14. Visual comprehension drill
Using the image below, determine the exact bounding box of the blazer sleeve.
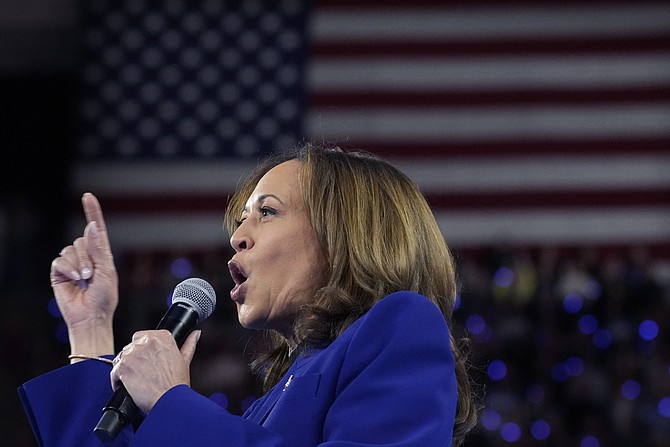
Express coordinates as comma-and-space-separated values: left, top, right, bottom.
17, 358, 133, 447
130, 385, 289, 447
322, 291, 458, 446
18, 360, 287, 447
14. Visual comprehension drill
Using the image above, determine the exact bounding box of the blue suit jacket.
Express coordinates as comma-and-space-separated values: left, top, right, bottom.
19, 291, 457, 446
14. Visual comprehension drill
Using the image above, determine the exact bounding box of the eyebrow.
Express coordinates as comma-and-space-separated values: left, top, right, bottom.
241, 193, 284, 213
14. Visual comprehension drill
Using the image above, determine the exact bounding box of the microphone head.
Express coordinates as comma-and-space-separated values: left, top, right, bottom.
171, 277, 217, 320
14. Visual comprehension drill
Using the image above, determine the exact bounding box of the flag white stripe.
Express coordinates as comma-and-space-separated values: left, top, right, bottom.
308, 55, 670, 90
69, 207, 670, 250
72, 154, 670, 195
72, 160, 256, 195
306, 105, 670, 141
312, 4, 670, 40
84, 214, 229, 251
390, 155, 670, 193
437, 208, 670, 246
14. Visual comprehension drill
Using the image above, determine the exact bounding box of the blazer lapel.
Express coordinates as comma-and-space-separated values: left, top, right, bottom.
245, 362, 299, 425
243, 351, 320, 425
245, 387, 283, 425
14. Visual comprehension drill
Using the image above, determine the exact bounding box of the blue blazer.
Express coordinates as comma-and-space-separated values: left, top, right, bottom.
19, 291, 457, 447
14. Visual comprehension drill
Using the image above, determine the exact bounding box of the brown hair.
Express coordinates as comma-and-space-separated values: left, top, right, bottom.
224, 142, 479, 445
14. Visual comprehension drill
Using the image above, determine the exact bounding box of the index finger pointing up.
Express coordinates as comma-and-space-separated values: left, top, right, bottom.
81, 192, 112, 255
82, 192, 108, 232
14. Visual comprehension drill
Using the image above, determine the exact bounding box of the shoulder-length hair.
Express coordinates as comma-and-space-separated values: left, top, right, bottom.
224, 142, 478, 445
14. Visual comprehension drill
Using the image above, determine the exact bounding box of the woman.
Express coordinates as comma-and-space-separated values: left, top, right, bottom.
19, 143, 479, 446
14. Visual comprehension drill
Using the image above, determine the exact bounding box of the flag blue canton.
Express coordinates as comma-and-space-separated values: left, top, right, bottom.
77, 0, 309, 160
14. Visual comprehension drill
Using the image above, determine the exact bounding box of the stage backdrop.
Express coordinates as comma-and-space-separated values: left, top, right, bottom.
68, 0, 670, 254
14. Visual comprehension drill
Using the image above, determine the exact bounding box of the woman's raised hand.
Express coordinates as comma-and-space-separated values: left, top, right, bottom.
50, 192, 119, 359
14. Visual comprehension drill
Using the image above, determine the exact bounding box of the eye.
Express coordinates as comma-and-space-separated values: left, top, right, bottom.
259, 206, 276, 218
234, 206, 248, 228
235, 214, 248, 227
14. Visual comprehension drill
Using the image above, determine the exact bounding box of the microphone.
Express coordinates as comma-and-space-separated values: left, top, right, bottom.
93, 277, 216, 443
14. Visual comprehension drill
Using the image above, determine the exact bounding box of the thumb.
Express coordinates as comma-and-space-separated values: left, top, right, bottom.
180, 330, 201, 364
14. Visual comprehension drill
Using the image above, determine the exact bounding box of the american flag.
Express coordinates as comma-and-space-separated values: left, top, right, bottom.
70, 0, 670, 255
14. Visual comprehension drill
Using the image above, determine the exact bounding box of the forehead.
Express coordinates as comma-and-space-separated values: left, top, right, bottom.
246, 160, 302, 203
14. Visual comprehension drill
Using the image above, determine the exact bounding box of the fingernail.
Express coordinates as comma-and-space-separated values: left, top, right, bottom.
90, 221, 98, 236
195, 330, 202, 342
81, 267, 92, 279
71, 270, 81, 281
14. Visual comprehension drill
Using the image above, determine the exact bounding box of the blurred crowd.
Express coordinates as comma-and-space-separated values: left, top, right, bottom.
2, 238, 669, 447
457, 244, 670, 447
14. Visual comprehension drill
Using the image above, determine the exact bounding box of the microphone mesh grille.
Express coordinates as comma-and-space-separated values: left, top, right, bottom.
171, 278, 217, 320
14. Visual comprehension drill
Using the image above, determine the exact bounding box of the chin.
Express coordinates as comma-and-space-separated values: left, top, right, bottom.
237, 309, 261, 331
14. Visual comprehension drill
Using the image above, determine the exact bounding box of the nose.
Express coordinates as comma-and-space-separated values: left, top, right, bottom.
229, 223, 252, 252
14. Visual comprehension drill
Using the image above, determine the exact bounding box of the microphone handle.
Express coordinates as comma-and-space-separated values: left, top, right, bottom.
156, 303, 201, 345
93, 304, 200, 443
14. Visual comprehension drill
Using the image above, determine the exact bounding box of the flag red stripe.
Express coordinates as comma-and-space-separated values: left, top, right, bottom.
425, 189, 670, 210
310, 85, 670, 108
118, 242, 670, 264
452, 243, 670, 262
316, 0, 665, 9
333, 137, 670, 158
312, 35, 670, 58
84, 188, 670, 215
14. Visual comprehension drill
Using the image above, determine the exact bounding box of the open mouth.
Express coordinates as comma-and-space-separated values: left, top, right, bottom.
228, 261, 248, 286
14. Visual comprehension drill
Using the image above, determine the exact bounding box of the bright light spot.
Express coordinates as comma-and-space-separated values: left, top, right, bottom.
621, 379, 641, 400
493, 267, 514, 288
530, 419, 551, 440
488, 359, 507, 381
563, 293, 583, 313
481, 409, 502, 431
500, 422, 522, 442
171, 257, 193, 279
639, 320, 659, 341
578, 314, 598, 335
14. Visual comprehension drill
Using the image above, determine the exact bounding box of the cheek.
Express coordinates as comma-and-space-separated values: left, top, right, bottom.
283, 243, 327, 295
264, 250, 319, 309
